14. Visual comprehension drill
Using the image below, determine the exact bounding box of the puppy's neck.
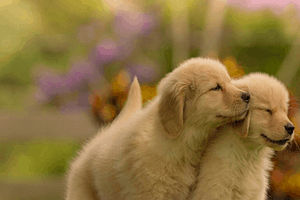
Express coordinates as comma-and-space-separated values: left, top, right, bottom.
181, 126, 213, 165
156, 125, 212, 166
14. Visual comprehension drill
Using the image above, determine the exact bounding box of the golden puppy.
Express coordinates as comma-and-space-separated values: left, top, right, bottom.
66, 58, 250, 200
189, 73, 294, 200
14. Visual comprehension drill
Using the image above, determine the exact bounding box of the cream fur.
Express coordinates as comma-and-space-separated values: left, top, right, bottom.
65, 77, 142, 200
66, 57, 250, 200
189, 73, 294, 200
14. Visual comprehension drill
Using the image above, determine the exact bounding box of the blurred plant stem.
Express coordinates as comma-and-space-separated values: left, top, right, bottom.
169, 0, 189, 68
276, 30, 300, 88
200, 0, 227, 58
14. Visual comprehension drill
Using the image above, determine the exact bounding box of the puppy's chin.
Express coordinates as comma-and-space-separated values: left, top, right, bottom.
267, 143, 288, 151
216, 109, 249, 123
232, 110, 249, 121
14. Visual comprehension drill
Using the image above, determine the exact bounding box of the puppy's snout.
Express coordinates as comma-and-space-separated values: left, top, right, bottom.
285, 123, 295, 135
241, 92, 250, 103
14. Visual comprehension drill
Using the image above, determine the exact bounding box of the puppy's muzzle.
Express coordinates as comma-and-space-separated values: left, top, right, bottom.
241, 92, 250, 103
261, 134, 290, 145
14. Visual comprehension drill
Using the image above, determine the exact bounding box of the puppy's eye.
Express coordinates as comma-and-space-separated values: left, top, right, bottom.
265, 109, 272, 115
210, 84, 222, 91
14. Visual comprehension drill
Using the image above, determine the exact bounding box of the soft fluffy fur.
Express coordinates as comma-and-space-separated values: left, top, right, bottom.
189, 73, 294, 200
66, 76, 142, 200
66, 57, 250, 200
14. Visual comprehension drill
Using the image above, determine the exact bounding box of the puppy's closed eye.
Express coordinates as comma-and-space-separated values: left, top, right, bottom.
257, 108, 273, 115
265, 109, 273, 115
255, 107, 274, 115
210, 84, 222, 91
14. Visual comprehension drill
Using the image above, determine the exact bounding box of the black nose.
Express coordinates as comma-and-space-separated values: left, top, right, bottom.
241, 92, 250, 103
285, 123, 295, 135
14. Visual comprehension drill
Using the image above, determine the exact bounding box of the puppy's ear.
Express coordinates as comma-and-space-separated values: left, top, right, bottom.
234, 110, 251, 138
158, 83, 188, 138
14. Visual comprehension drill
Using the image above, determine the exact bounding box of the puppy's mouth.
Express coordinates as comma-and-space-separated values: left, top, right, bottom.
261, 134, 289, 145
216, 109, 249, 119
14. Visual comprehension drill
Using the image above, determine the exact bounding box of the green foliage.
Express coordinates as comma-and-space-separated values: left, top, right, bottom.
221, 9, 291, 75
27, 0, 107, 33
0, 139, 81, 180
0, 0, 299, 105
0, 0, 109, 87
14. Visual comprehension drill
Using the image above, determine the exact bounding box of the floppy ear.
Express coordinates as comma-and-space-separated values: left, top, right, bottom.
158, 83, 187, 138
233, 110, 251, 138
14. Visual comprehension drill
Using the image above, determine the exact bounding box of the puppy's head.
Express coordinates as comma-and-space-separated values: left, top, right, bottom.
233, 73, 294, 151
158, 58, 250, 138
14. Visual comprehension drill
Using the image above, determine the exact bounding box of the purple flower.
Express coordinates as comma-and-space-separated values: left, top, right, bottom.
63, 61, 94, 92
114, 11, 156, 38
35, 61, 95, 104
90, 39, 120, 68
35, 11, 158, 114
127, 64, 160, 83
88, 12, 157, 73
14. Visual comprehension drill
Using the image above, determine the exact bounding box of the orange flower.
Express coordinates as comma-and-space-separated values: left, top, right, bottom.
222, 57, 245, 78
141, 85, 157, 104
99, 104, 117, 122
280, 171, 300, 197
111, 70, 131, 94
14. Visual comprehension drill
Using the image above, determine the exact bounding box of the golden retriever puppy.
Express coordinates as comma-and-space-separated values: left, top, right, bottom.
66, 58, 250, 200
189, 73, 294, 200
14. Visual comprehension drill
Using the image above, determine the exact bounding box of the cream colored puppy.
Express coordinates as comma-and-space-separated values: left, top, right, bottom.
189, 73, 294, 200
66, 58, 250, 200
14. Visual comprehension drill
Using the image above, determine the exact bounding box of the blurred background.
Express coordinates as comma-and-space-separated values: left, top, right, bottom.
1, 0, 300, 199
